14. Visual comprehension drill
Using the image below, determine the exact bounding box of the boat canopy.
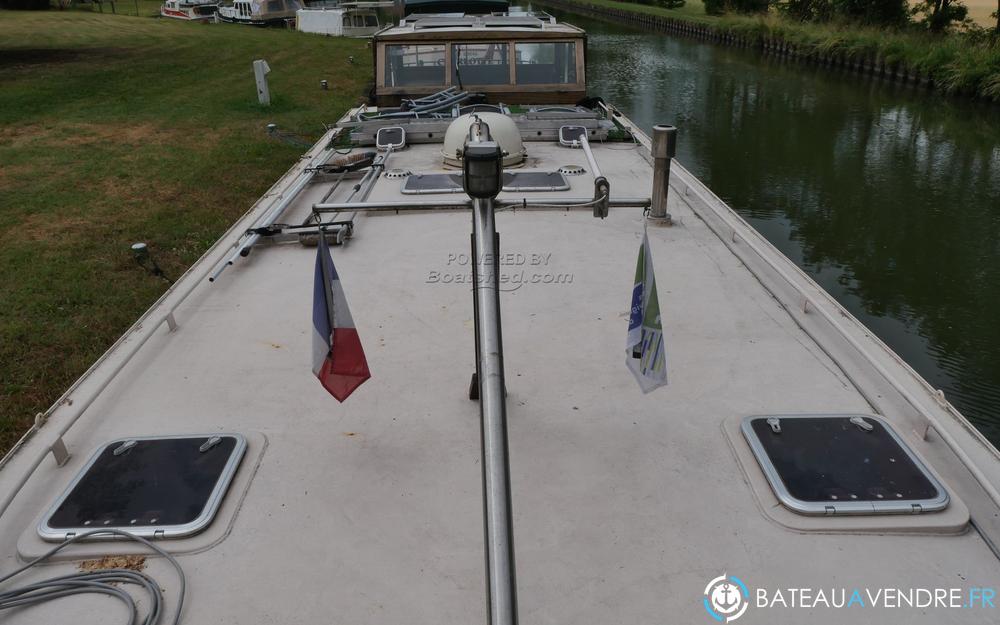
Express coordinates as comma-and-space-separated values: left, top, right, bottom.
404, 0, 510, 13
372, 13, 587, 106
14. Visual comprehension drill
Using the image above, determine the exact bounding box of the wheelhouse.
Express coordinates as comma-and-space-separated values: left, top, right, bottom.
373, 13, 587, 106
297, 6, 380, 37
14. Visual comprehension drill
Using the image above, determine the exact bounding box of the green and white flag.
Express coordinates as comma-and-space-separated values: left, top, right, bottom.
626, 230, 667, 392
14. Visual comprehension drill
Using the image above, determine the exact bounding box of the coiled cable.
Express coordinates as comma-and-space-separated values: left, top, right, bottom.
0, 529, 185, 625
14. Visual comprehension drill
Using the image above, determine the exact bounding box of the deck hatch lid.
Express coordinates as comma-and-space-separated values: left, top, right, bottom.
741, 415, 948, 516
38, 433, 247, 541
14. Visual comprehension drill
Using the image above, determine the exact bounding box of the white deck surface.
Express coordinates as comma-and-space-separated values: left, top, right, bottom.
2, 133, 1000, 624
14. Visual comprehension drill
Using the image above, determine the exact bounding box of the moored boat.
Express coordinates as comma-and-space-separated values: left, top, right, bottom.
297, 3, 381, 37
160, 0, 218, 20
216, 0, 302, 26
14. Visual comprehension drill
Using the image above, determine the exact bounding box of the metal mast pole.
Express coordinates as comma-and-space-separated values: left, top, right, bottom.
467, 124, 518, 625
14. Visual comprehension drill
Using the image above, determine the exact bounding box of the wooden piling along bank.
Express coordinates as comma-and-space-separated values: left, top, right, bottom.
540, 0, 935, 89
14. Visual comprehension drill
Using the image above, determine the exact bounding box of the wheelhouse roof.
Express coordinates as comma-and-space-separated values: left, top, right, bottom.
374, 13, 585, 41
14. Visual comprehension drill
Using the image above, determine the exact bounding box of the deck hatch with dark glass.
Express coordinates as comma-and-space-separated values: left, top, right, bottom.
741, 415, 948, 515
39, 434, 247, 541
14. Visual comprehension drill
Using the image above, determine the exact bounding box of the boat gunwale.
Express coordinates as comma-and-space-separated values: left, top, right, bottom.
5, 108, 1000, 556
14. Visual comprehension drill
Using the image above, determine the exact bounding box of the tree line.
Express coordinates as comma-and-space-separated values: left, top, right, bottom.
631, 0, 999, 34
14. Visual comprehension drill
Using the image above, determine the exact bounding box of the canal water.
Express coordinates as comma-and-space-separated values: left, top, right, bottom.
547, 8, 1000, 444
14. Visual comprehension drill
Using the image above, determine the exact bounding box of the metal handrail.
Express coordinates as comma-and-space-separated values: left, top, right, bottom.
313, 197, 650, 212
209, 138, 343, 282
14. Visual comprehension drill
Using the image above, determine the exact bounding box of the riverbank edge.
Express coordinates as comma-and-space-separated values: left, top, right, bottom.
540, 0, 1000, 102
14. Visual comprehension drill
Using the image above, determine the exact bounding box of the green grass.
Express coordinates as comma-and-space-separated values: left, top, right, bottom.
51, 0, 165, 17
0, 11, 372, 451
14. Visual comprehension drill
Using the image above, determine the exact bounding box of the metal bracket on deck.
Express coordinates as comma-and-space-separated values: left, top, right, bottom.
49, 437, 71, 467
918, 420, 934, 441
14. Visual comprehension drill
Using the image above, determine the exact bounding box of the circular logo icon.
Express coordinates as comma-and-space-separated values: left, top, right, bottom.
703, 574, 749, 622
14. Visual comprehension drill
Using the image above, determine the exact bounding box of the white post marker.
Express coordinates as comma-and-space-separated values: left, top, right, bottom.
253, 59, 271, 106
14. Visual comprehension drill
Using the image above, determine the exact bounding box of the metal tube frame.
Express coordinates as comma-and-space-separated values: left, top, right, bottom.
209, 144, 339, 282
471, 195, 518, 625
313, 197, 650, 213
464, 117, 518, 625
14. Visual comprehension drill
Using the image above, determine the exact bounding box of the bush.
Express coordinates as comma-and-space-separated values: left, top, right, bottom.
626, 0, 686, 7
0, 0, 50, 7
733, 0, 770, 12
912, 0, 969, 32
704, 0, 725, 13
704, 0, 769, 14
778, 0, 907, 25
834, 0, 909, 25
779, 0, 835, 21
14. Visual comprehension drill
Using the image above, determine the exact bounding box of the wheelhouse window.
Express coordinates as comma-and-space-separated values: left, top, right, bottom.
514, 42, 577, 85
348, 13, 377, 27
452, 43, 510, 86
385, 44, 447, 87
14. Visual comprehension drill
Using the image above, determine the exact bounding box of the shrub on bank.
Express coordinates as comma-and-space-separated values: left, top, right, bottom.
0, 0, 50, 8
582, 0, 1000, 101
632, 0, 686, 9
704, 0, 769, 15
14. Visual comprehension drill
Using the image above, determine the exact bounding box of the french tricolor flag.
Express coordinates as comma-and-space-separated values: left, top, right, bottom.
312, 233, 370, 401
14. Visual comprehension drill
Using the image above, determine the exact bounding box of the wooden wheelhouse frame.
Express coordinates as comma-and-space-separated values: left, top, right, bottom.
372, 22, 588, 106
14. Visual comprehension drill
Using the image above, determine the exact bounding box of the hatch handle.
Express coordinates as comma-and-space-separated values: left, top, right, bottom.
850, 416, 874, 432
200, 436, 223, 453
766, 417, 781, 434
113, 440, 137, 456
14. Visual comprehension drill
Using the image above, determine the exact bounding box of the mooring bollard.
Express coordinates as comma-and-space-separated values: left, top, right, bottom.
253, 59, 271, 106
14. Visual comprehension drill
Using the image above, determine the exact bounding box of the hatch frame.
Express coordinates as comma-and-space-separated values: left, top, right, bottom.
741, 414, 950, 516
37, 433, 248, 542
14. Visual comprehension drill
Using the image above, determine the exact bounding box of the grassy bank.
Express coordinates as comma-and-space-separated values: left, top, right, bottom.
549, 0, 1000, 101
0, 11, 371, 451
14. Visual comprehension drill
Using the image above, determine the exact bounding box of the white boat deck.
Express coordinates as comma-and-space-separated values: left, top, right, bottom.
2, 121, 1000, 624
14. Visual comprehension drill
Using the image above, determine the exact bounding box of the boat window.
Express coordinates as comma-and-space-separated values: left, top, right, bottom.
741, 415, 949, 515
514, 42, 577, 85
452, 43, 510, 86
39, 434, 247, 540
264, 0, 283, 13
364, 13, 378, 26
385, 44, 447, 87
